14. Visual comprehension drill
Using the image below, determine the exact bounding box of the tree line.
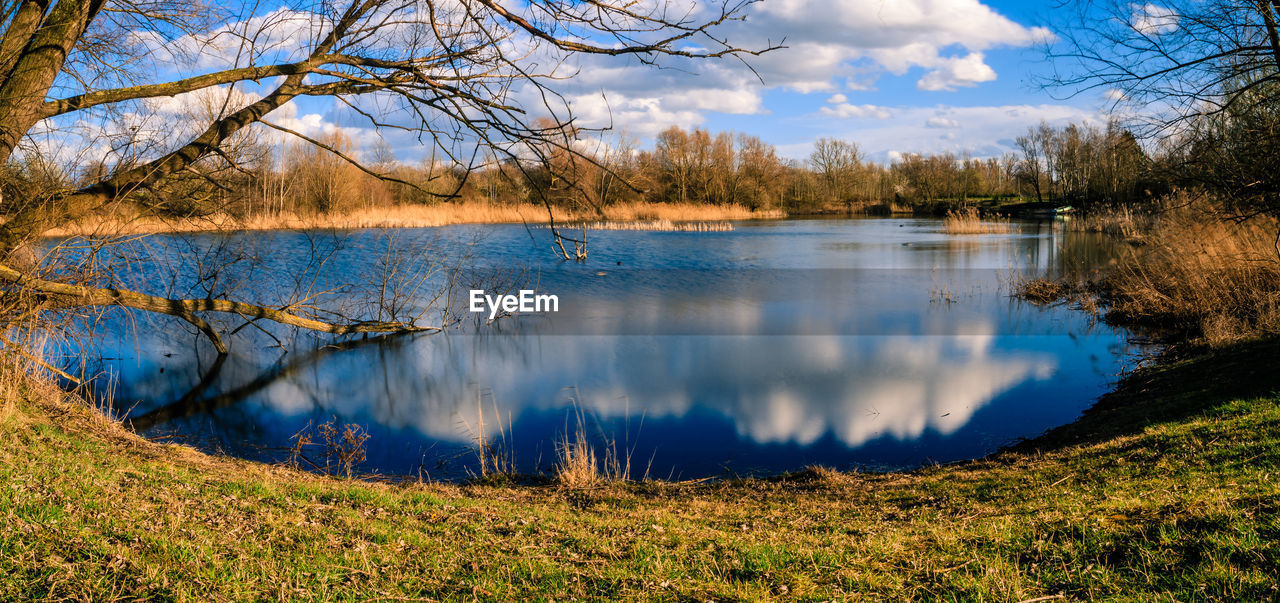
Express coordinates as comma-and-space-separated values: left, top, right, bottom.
4, 117, 1158, 222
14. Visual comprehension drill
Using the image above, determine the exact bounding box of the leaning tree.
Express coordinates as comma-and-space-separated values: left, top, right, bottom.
0, 0, 774, 358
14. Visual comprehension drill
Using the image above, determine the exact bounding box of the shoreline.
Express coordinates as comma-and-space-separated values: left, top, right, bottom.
43, 201, 787, 237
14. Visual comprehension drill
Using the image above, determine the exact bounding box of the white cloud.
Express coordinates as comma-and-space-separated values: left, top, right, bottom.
749, 0, 1047, 90
563, 91, 707, 139
1104, 88, 1130, 102
1131, 3, 1178, 36
522, 0, 1048, 142
916, 53, 997, 91
818, 103, 893, 119
807, 104, 1103, 161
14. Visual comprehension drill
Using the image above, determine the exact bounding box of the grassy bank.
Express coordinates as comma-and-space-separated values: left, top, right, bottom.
3, 336, 1279, 600
43, 201, 785, 236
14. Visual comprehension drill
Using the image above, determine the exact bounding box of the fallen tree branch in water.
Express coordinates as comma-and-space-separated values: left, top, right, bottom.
0, 263, 440, 355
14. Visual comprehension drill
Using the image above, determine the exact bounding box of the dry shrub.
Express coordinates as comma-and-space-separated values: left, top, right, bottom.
1106, 201, 1280, 344
1074, 293, 1100, 316
942, 207, 1010, 235
285, 418, 371, 477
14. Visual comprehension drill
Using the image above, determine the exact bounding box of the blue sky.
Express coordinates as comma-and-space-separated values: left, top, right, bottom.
48, 0, 1124, 169
259, 0, 1117, 165
640, 0, 1112, 162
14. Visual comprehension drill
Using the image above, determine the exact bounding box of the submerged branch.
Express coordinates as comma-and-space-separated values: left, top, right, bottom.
0, 263, 439, 355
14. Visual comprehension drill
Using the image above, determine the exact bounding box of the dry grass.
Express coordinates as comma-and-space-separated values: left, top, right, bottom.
1011, 197, 1280, 345
553, 425, 601, 488
1018, 278, 1069, 304
1067, 205, 1154, 239
553, 408, 635, 488
942, 207, 1010, 235
1106, 203, 1280, 345
43, 201, 784, 236
576, 220, 734, 232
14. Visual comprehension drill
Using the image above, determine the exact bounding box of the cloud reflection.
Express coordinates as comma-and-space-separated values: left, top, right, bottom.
184, 325, 1055, 451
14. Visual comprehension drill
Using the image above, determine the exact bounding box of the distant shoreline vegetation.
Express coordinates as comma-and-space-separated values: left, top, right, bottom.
13, 120, 1150, 239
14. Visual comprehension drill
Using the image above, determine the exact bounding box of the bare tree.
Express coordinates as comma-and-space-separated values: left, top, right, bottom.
808, 137, 861, 209
1015, 131, 1046, 203
734, 132, 785, 209
0, 0, 775, 354
655, 126, 695, 204
1049, 0, 1280, 215
1051, 0, 1280, 133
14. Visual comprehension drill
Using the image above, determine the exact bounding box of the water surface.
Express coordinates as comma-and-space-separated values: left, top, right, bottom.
77, 217, 1140, 480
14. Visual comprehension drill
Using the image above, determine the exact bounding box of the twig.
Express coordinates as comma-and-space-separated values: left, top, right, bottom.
1015, 595, 1066, 603
1048, 473, 1076, 488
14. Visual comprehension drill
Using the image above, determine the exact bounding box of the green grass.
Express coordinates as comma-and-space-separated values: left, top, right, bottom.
3, 339, 1280, 600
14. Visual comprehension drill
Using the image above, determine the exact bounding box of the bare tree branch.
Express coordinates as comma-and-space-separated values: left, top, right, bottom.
0, 262, 440, 354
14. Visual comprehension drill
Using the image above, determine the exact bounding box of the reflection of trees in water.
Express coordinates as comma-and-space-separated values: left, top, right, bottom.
1021, 222, 1125, 278
119, 330, 540, 443
126, 334, 402, 431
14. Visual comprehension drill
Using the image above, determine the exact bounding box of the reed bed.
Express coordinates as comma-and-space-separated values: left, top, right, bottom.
43, 201, 783, 236
574, 220, 734, 232
942, 207, 1011, 235
1066, 204, 1154, 239
599, 201, 783, 222
1105, 203, 1280, 345
1015, 195, 1280, 344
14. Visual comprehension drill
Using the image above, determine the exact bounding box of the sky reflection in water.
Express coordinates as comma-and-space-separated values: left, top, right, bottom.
87, 218, 1138, 479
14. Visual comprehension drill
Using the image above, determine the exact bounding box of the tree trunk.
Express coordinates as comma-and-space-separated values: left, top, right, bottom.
0, 0, 106, 165
0, 263, 438, 355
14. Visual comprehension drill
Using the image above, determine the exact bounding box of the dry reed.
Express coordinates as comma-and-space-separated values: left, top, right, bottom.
553, 401, 636, 488
1066, 205, 1154, 239
1018, 278, 1070, 304
43, 201, 784, 236
554, 423, 600, 488
1105, 202, 1280, 345
942, 207, 1010, 235
466, 389, 517, 480
575, 220, 733, 232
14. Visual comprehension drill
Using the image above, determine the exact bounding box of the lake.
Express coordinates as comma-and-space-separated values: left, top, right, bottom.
71, 217, 1143, 481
